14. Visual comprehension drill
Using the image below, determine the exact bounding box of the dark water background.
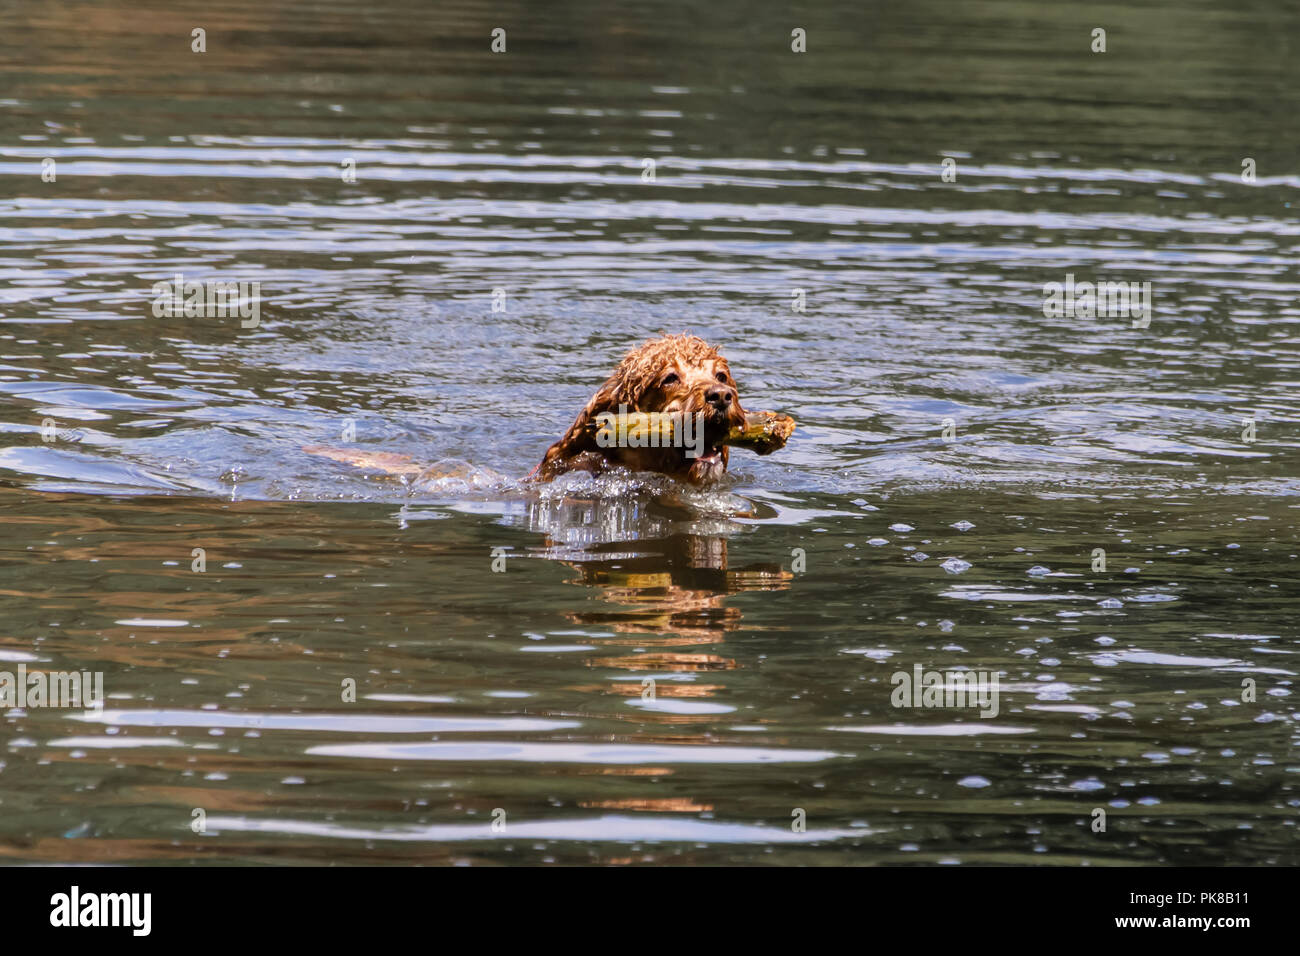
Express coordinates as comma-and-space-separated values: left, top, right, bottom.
1, 0, 1298, 864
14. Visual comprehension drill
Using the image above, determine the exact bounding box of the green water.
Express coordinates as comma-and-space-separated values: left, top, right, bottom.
0, 0, 1297, 864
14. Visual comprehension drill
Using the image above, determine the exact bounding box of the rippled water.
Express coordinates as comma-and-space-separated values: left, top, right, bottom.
1, 0, 1298, 864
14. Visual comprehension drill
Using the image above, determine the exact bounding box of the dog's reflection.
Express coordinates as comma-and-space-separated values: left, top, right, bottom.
522, 491, 791, 646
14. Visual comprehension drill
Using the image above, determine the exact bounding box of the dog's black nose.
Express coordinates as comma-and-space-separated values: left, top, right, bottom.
706, 386, 735, 408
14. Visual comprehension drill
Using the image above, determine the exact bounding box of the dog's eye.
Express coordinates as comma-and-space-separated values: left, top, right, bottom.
661, 373, 679, 386
715, 372, 729, 383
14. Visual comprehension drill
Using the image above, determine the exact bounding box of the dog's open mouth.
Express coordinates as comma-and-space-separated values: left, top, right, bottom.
693, 445, 724, 466
691, 414, 732, 462
685, 412, 741, 476
686, 448, 725, 482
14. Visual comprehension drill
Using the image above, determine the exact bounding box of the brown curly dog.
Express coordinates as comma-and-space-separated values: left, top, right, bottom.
531, 334, 748, 484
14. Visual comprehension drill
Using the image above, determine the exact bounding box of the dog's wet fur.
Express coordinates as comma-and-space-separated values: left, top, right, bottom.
533, 334, 748, 485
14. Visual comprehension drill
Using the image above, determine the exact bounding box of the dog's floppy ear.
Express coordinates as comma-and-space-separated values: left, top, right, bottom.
537, 369, 637, 473
531, 341, 671, 479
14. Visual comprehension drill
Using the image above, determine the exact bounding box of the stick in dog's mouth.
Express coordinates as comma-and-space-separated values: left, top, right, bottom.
590, 409, 795, 457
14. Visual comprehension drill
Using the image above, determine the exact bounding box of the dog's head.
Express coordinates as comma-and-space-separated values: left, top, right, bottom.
540, 334, 748, 483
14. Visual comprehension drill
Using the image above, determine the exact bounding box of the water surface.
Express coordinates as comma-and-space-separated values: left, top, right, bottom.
1, 0, 1298, 864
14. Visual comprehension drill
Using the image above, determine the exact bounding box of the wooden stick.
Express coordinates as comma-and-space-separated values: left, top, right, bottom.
589, 410, 795, 455
725, 411, 797, 455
